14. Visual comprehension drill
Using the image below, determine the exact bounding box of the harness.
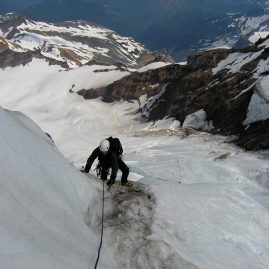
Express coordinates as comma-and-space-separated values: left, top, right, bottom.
95, 162, 102, 178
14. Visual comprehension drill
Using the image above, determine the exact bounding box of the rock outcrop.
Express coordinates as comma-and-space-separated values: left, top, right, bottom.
79, 41, 269, 150
0, 48, 69, 68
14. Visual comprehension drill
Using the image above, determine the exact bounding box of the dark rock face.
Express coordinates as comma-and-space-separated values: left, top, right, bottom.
0, 48, 69, 68
77, 88, 104, 99
186, 49, 232, 71
79, 45, 269, 150
238, 120, 269, 150
0, 14, 27, 33
101, 64, 182, 103
0, 37, 9, 53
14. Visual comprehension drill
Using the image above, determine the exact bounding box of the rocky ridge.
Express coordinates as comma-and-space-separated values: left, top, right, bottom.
78, 38, 269, 150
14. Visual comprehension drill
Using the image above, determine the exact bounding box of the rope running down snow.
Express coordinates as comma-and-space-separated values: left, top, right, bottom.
94, 179, 105, 269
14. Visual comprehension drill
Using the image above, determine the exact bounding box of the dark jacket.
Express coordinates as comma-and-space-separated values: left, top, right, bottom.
85, 147, 119, 180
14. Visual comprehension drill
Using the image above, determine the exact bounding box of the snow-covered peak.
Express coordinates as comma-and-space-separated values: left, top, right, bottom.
0, 13, 152, 68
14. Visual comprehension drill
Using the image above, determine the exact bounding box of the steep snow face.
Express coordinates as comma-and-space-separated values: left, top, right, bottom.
0, 107, 117, 269
0, 14, 150, 68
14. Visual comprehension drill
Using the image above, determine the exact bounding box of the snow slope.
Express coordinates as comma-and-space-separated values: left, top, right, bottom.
0, 107, 116, 269
124, 133, 269, 269
0, 59, 131, 160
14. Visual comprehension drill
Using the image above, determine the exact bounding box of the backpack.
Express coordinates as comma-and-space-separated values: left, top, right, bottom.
106, 136, 123, 156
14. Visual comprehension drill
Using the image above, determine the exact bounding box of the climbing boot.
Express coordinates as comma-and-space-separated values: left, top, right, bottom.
122, 181, 133, 188
107, 179, 115, 190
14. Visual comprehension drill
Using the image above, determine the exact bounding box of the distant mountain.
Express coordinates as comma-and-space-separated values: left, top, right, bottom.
21, 0, 164, 37
139, 8, 269, 59
1, 0, 269, 59
0, 13, 166, 68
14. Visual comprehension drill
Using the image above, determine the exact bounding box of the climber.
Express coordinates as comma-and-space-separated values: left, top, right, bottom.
81, 138, 133, 188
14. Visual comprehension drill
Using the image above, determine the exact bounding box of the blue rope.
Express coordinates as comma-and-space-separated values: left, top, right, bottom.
94, 180, 105, 269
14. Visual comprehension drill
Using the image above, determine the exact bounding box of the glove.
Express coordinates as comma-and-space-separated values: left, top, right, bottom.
80, 164, 90, 173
